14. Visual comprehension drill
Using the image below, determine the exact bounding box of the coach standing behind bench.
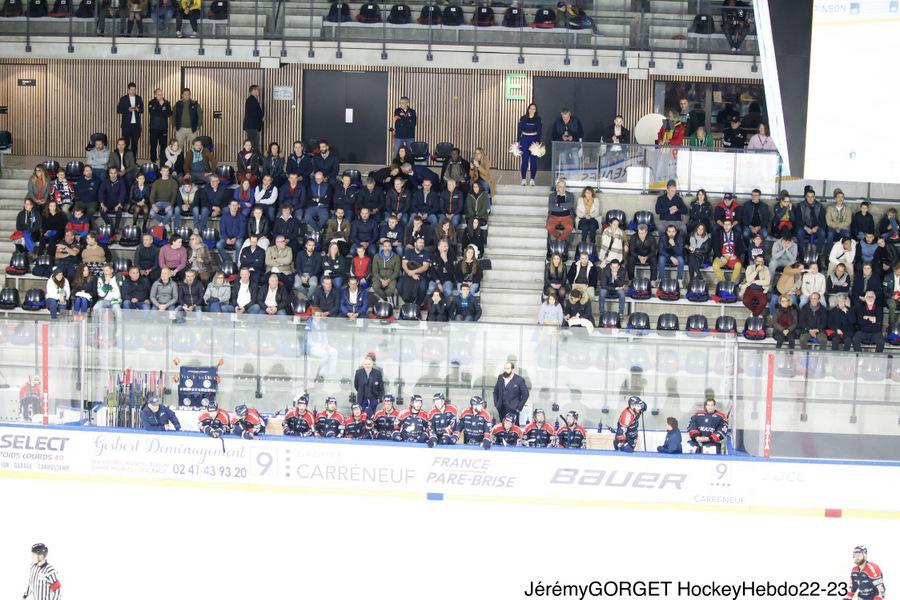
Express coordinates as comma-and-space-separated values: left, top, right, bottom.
493, 362, 529, 425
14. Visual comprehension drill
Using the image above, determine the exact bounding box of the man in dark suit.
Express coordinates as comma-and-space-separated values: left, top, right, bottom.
353, 354, 384, 416
492, 362, 529, 425
243, 84, 264, 152
117, 82, 144, 157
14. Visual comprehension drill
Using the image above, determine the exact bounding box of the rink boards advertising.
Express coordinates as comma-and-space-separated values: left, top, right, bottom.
0, 423, 898, 518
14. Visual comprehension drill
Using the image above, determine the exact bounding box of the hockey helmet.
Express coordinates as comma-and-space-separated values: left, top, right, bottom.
628, 276, 651, 300
627, 395, 646, 412
627, 311, 650, 331
853, 546, 867, 556
714, 280, 738, 303
686, 277, 709, 302
64, 160, 84, 181
503, 412, 516, 423
325, 396, 337, 406
599, 311, 621, 329
656, 312, 679, 331
657, 278, 680, 301
399, 302, 420, 320
387, 3, 411, 23
294, 393, 310, 406
441, 3, 463, 26
470, 395, 485, 407
235, 404, 249, 418
417, 3, 440, 24
432, 392, 446, 404
532, 407, 545, 420
383, 394, 395, 405
565, 410, 578, 422
715, 315, 737, 334
605, 209, 625, 225
743, 316, 766, 340
357, 2, 381, 22
410, 394, 423, 406
22, 288, 46, 311
205, 399, 218, 411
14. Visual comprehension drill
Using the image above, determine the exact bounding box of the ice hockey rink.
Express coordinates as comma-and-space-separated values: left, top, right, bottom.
1, 425, 898, 600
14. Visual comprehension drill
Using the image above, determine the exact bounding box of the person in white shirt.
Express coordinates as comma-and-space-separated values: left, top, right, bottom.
827, 236, 856, 277
799, 262, 826, 308
232, 267, 255, 314
45, 268, 70, 320
96, 263, 123, 320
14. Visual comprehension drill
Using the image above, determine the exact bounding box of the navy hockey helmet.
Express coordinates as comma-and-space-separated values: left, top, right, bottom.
627, 395, 647, 412
533, 407, 545, 420
205, 399, 218, 411
565, 410, 578, 422
470, 395, 485, 407
432, 392, 446, 404
235, 404, 248, 417
325, 396, 337, 405
503, 412, 516, 423
853, 546, 867, 555
294, 393, 309, 406
410, 394, 423, 406
383, 394, 395, 405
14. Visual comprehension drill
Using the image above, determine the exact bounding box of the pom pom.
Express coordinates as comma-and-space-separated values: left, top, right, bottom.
508, 142, 522, 157
529, 141, 546, 157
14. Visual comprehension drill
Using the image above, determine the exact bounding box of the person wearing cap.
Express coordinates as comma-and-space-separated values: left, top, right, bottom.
454, 396, 493, 448
523, 408, 555, 448
116, 82, 144, 157
492, 361, 529, 425
721, 115, 746, 149
614, 396, 645, 452
427, 393, 458, 446
24, 543, 61, 600
687, 398, 729, 454
372, 395, 400, 440
846, 545, 885, 600
656, 417, 683, 454
556, 411, 587, 449
140, 395, 181, 431
283, 394, 315, 436
491, 413, 523, 447
353, 355, 384, 417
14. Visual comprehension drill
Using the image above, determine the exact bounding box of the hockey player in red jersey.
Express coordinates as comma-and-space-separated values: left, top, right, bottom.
523, 408, 555, 447
556, 410, 587, 448
491, 413, 522, 447
845, 546, 885, 600
343, 402, 372, 440
686, 398, 729, 454
614, 396, 646, 452
372, 394, 400, 440
283, 394, 315, 436
427, 392, 458, 447
198, 400, 231, 438
393, 394, 430, 443
232, 404, 265, 439
454, 395, 493, 449
315, 396, 345, 437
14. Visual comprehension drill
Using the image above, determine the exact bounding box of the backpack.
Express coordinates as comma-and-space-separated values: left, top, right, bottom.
501, 5, 524, 27
325, 1, 350, 22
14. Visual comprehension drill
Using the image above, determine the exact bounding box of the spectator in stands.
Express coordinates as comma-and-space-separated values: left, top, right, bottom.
886, 261, 900, 326
770, 261, 803, 316
713, 193, 740, 235
628, 223, 658, 282
231, 267, 255, 314
313, 140, 340, 183
567, 250, 597, 300
85, 141, 110, 182
371, 239, 400, 303
312, 275, 340, 317
339, 276, 368, 319
65, 204, 90, 240
149, 165, 178, 231
538, 291, 563, 326
721, 0, 752, 51
657, 109, 686, 146
74, 166, 100, 218
81, 233, 109, 272
465, 181, 490, 228
799, 262, 826, 308
656, 179, 688, 238
173, 88, 202, 157
265, 235, 294, 287
384, 177, 413, 228
745, 232, 766, 266
852, 290, 885, 352
455, 244, 482, 294
711, 219, 744, 283
97, 171, 126, 235
687, 189, 712, 234
250, 273, 289, 316
263, 143, 286, 191
187, 233, 212, 284
122, 265, 151, 311
321, 241, 347, 289
563, 287, 594, 329
429, 238, 455, 298
45, 268, 70, 320
187, 138, 216, 185
879, 206, 899, 242
798, 292, 827, 350
72, 264, 96, 319
219, 200, 246, 264
688, 125, 714, 147
852, 261, 882, 303
325, 207, 351, 256
410, 178, 439, 227
598, 258, 627, 314
233, 179, 253, 217
333, 173, 359, 220
546, 179, 575, 241
356, 176, 384, 223
469, 147, 495, 195
747, 122, 776, 150
197, 173, 226, 233
461, 217, 487, 258
175, 0, 201, 37
828, 236, 856, 276
658, 224, 685, 283
252, 174, 279, 224
378, 213, 403, 255
575, 186, 601, 244
351, 243, 372, 289
38, 201, 66, 257
243, 85, 263, 153
306, 170, 333, 232
286, 141, 313, 183
236, 139, 262, 187
399, 237, 432, 306
738, 189, 770, 244
597, 215, 626, 269
108, 138, 137, 186
130, 172, 151, 230
794, 186, 826, 252
394, 146, 413, 167
295, 237, 323, 300
440, 178, 464, 228
94, 263, 124, 321
163, 140, 184, 177
448, 283, 481, 322
53, 230, 81, 281
280, 173, 307, 222
740, 254, 770, 317
773, 294, 798, 349
603, 115, 630, 144
440, 148, 470, 192
517, 103, 542, 186
826, 262, 851, 308
148, 88, 172, 164
158, 234, 188, 281
552, 108, 584, 143
771, 190, 795, 238
544, 252, 567, 302
426, 289, 449, 322
392, 96, 417, 156
13, 198, 41, 255
150, 267, 179, 312
722, 115, 746, 149
27, 165, 51, 207
50, 168, 76, 213
173, 175, 196, 231
769, 231, 798, 273
828, 293, 854, 351
116, 83, 143, 155
858, 231, 889, 276
175, 268, 204, 315
348, 206, 378, 257
825, 188, 852, 245
273, 203, 300, 252
133, 233, 160, 282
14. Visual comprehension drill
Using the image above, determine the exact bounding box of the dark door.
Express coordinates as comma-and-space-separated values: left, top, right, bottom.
302, 70, 388, 164
532, 76, 618, 170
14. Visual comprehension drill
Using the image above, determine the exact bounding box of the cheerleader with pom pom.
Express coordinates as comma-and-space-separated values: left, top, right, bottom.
515, 103, 543, 186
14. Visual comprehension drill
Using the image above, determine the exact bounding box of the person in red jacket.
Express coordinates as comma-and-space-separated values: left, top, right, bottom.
657, 110, 686, 147
845, 545, 885, 600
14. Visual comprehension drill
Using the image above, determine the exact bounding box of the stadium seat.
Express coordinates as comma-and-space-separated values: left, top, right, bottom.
657, 313, 679, 332
417, 4, 439, 24
686, 277, 709, 302
714, 281, 738, 303
599, 311, 621, 329
715, 315, 737, 334
657, 278, 680, 301
605, 209, 625, 225
686, 314, 709, 335
22, 289, 46, 311
0, 288, 20, 310
32, 254, 53, 278
113, 257, 132, 274
409, 141, 429, 162
627, 311, 650, 332
64, 160, 84, 181
628, 277, 651, 300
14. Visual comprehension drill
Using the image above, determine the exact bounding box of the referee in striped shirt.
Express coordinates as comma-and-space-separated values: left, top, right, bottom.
23, 543, 61, 600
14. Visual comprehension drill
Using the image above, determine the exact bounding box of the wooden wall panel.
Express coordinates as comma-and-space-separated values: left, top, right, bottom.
0, 63, 47, 157
261, 63, 303, 153
184, 66, 263, 160
617, 74, 653, 133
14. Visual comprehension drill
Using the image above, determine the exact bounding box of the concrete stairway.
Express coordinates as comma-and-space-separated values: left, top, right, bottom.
0, 169, 29, 284
480, 183, 548, 324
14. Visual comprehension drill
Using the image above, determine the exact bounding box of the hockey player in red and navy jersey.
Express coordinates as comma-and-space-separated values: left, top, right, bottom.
454, 395, 493, 448
198, 401, 231, 438
232, 404, 265, 439
372, 395, 400, 440
283, 394, 315, 436
556, 411, 587, 449
315, 396, 345, 438
427, 392, 458, 447
393, 394, 430, 443
523, 408, 555, 448
614, 396, 645, 452
845, 546, 885, 600
686, 398, 729, 454
491, 413, 522, 446
343, 402, 372, 439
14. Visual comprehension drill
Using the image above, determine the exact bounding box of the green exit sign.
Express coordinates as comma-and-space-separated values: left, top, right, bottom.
505, 73, 526, 101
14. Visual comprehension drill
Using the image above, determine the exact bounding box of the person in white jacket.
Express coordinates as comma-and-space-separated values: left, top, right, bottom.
827, 237, 856, 277
95, 263, 123, 321
799, 262, 826, 308
575, 187, 601, 244
45, 268, 70, 320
